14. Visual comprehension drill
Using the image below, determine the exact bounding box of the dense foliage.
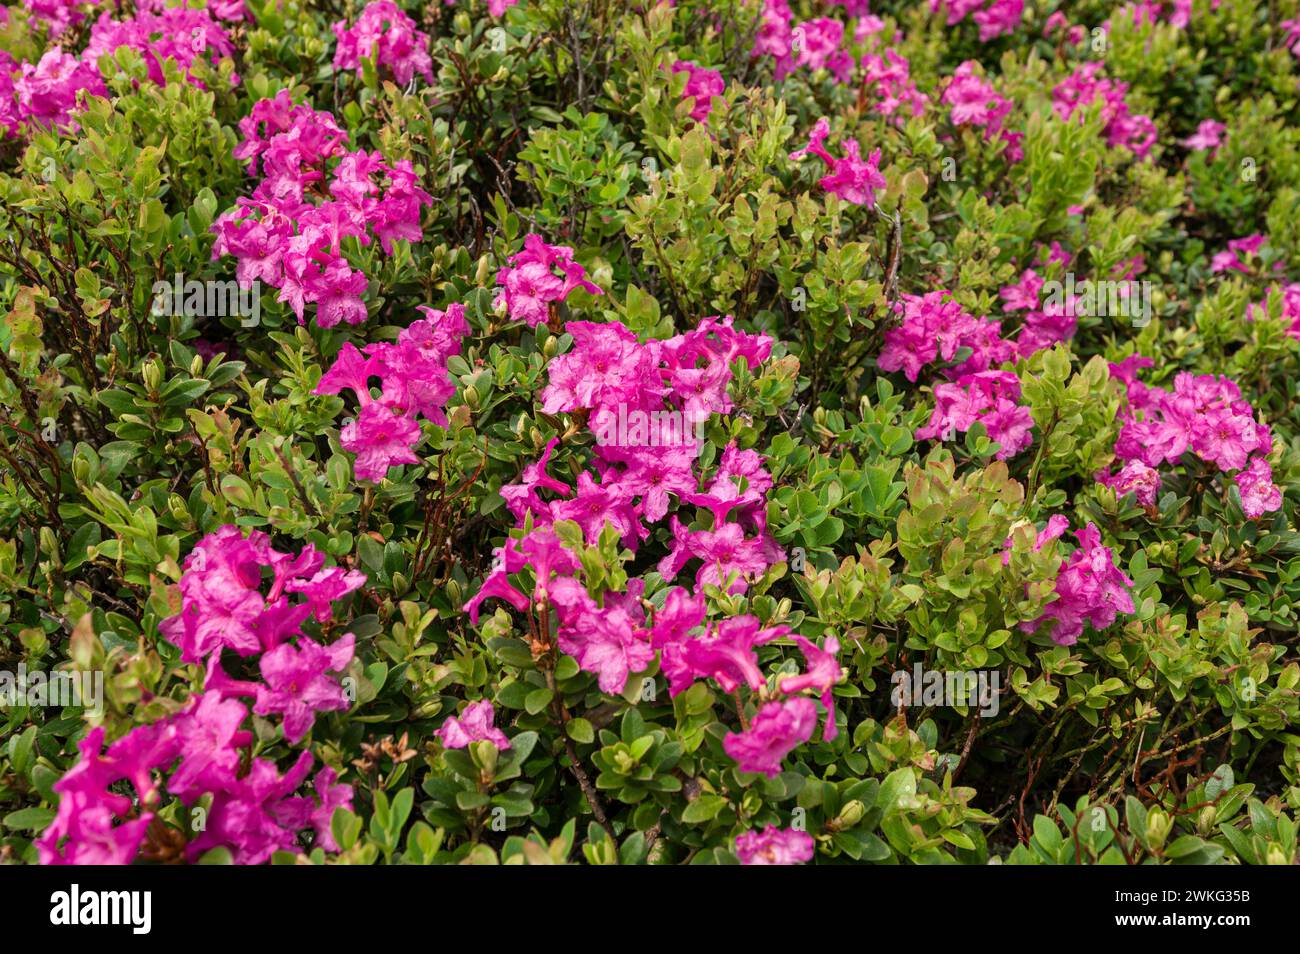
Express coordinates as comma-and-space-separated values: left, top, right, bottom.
2, 0, 1300, 866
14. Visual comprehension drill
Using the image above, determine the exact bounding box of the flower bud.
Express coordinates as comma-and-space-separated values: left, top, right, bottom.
1145, 808, 1171, 849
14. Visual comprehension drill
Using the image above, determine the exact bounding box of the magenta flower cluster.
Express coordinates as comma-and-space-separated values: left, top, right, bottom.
789, 116, 887, 208
40, 528, 363, 865
211, 91, 433, 328
1014, 517, 1136, 646
494, 234, 604, 328
0, 4, 240, 137
314, 303, 470, 482
1101, 357, 1282, 518
332, 0, 434, 86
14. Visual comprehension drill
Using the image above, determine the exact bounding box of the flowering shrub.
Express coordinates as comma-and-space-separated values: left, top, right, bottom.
1, 0, 1299, 869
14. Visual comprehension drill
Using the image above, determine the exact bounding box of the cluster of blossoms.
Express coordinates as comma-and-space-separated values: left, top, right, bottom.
0, 4, 237, 137
930, 0, 1025, 41
789, 117, 886, 208
39, 528, 363, 865
859, 48, 928, 120
1100, 356, 1282, 518
333, 0, 433, 86
459, 257, 837, 861
752, 2, 853, 81
1182, 118, 1225, 154
671, 60, 725, 123
1210, 233, 1267, 275
1052, 63, 1156, 158
211, 90, 433, 327
314, 303, 470, 482
1012, 517, 1136, 646
494, 234, 603, 327
878, 292, 1039, 460
941, 61, 1022, 160
1246, 283, 1300, 341
999, 266, 1081, 356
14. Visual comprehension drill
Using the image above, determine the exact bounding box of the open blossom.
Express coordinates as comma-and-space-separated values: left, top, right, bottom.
1053, 63, 1156, 158
1023, 523, 1135, 646
942, 62, 1022, 159
1183, 119, 1225, 152
332, 0, 433, 85
1246, 283, 1300, 340
1112, 370, 1271, 477
1097, 458, 1162, 506
437, 700, 512, 750
315, 303, 467, 483
672, 61, 724, 123
42, 529, 362, 866
723, 697, 819, 777
790, 118, 886, 208
879, 291, 1013, 382
972, 0, 1023, 40
916, 371, 1034, 460
1210, 233, 1266, 274
778, 636, 842, 740
735, 825, 815, 865
1233, 457, 1283, 518
860, 50, 929, 119
213, 93, 432, 329
496, 234, 603, 327
253, 634, 355, 744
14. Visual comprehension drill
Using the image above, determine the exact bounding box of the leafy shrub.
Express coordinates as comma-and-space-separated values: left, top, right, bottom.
1, 0, 1299, 866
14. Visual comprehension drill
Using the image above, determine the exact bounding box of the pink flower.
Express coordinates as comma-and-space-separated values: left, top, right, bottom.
973, 0, 1023, 40
551, 578, 654, 694
779, 635, 842, 740
790, 118, 886, 208
341, 402, 423, 482
496, 234, 603, 327
1210, 233, 1266, 274
916, 371, 1034, 460
1023, 523, 1135, 646
254, 634, 355, 744
1053, 63, 1156, 158
735, 825, 815, 865
723, 697, 819, 777
1234, 457, 1283, 518
672, 61, 725, 123
1182, 119, 1225, 152
1097, 459, 1162, 506
187, 751, 315, 864
436, 700, 512, 750
332, 0, 433, 85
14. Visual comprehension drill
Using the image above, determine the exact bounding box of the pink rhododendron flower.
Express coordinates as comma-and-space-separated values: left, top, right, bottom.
1053, 63, 1156, 158
253, 634, 355, 744
332, 0, 433, 85
723, 697, 819, 776
1210, 233, 1266, 274
916, 371, 1034, 460
672, 61, 725, 122
879, 291, 1013, 381
495, 234, 604, 327
1233, 457, 1283, 518
1183, 119, 1225, 152
789, 118, 886, 207
1023, 523, 1135, 646
778, 635, 842, 740
437, 700, 512, 750
1097, 459, 1162, 506
735, 825, 815, 865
